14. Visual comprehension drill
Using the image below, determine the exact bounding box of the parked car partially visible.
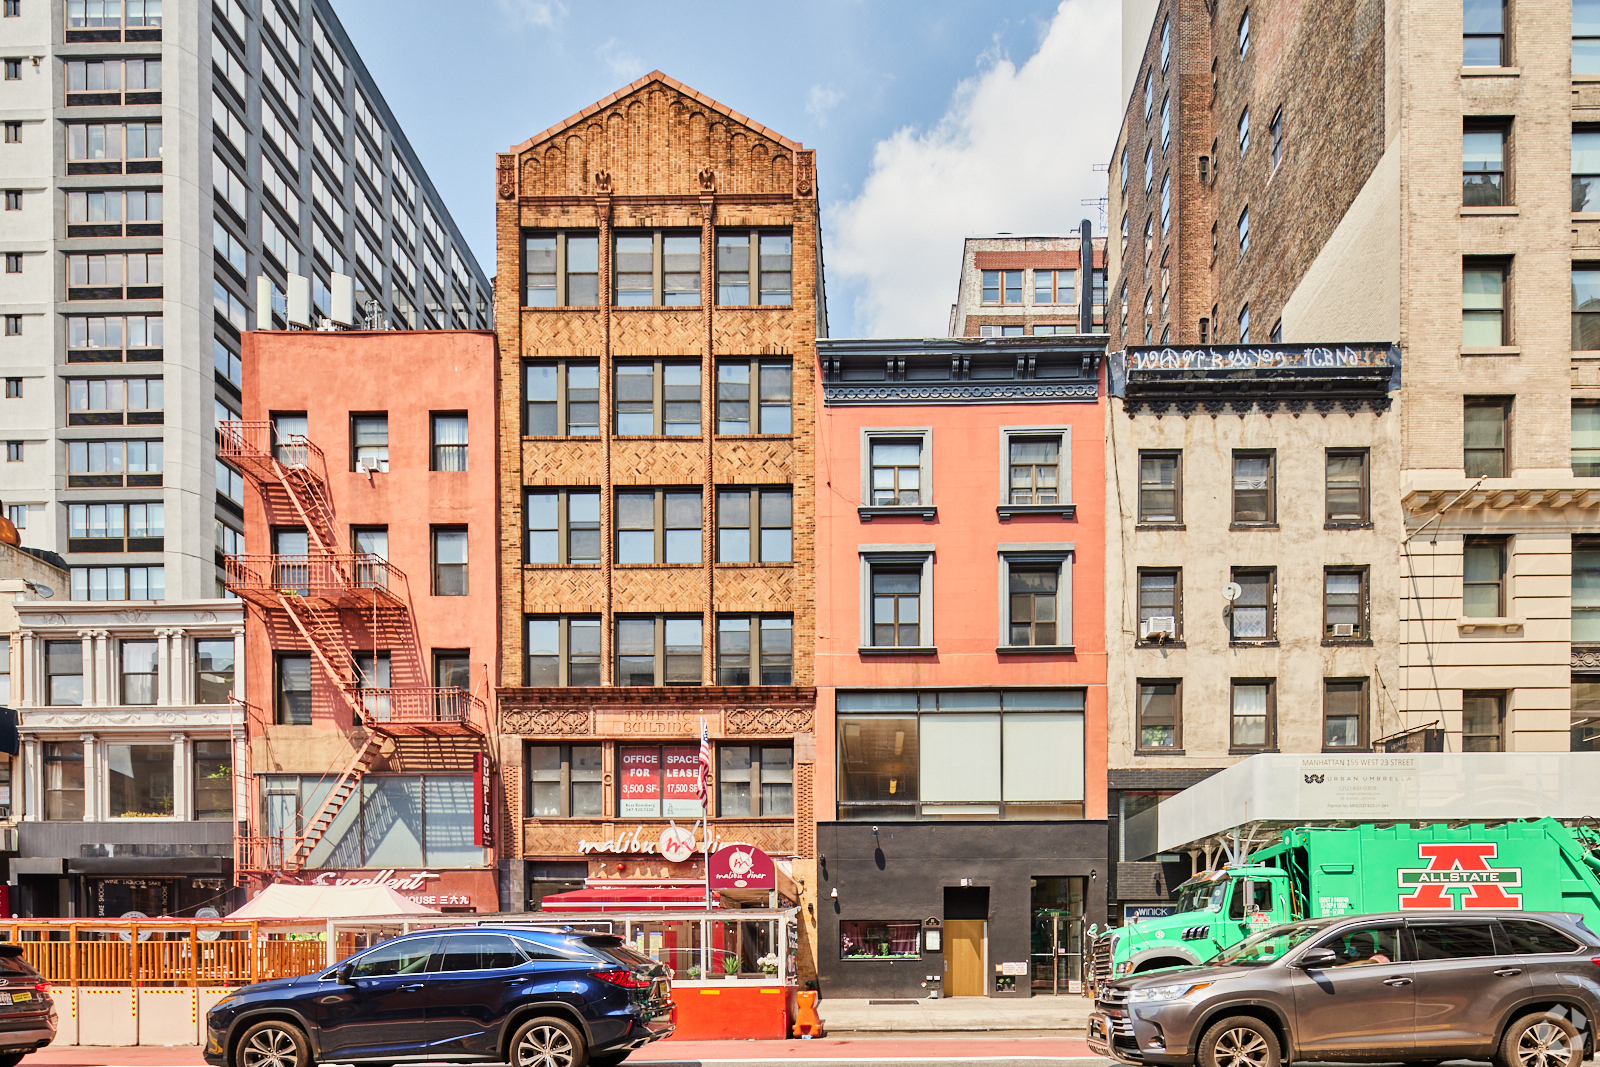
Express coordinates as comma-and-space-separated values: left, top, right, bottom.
204, 926, 673, 1067
0, 944, 59, 1066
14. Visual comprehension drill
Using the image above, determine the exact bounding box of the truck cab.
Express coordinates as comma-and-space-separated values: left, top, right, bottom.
1100, 866, 1297, 979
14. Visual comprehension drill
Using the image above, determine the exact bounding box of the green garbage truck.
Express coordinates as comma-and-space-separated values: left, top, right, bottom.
1090, 818, 1600, 985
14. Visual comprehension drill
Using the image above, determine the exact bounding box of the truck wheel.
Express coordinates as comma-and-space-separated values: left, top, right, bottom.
1501, 1011, 1582, 1067
1198, 1016, 1280, 1067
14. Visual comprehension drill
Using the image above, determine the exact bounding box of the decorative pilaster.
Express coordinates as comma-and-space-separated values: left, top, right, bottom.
79, 732, 97, 822
76, 630, 97, 707
171, 732, 188, 821
18, 631, 35, 707
596, 180, 614, 685
231, 626, 246, 710
20, 737, 38, 822
700, 185, 716, 683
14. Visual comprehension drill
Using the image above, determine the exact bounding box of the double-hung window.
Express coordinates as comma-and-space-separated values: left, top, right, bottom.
861, 547, 934, 651
528, 744, 603, 817
119, 639, 158, 705
431, 527, 468, 595
1462, 690, 1506, 751
1326, 449, 1370, 524
716, 359, 792, 434
716, 487, 792, 563
1325, 679, 1369, 750
1575, 130, 1600, 214
1325, 567, 1368, 640
1462, 536, 1507, 617
1464, 0, 1506, 65
616, 488, 701, 564
524, 488, 600, 565
1229, 568, 1275, 641
1580, 0, 1600, 74
715, 615, 793, 685
616, 616, 702, 686
999, 547, 1073, 650
46, 640, 84, 706
1464, 396, 1510, 477
524, 616, 601, 686
1231, 680, 1275, 751
1575, 401, 1600, 475
613, 230, 701, 306
1231, 451, 1275, 525
1576, 267, 1600, 350
864, 433, 929, 508
431, 413, 467, 471
1463, 262, 1508, 346
1137, 450, 1181, 523
1005, 432, 1065, 507
523, 230, 599, 306
1464, 122, 1507, 206
719, 744, 794, 816
351, 413, 388, 472
1033, 270, 1076, 305
981, 270, 1023, 305
1137, 681, 1180, 751
524, 360, 599, 436
615, 361, 701, 435
276, 654, 311, 725
1574, 540, 1600, 643
715, 230, 791, 305
1138, 569, 1181, 643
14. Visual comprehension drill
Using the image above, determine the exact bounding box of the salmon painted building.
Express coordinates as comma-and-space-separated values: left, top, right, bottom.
813, 334, 1109, 999
226, 330, 502, 910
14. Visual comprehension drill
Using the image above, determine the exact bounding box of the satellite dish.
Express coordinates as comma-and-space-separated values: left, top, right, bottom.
1222, 582, 1243, 602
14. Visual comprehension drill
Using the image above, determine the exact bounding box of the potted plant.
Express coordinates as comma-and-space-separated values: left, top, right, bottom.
720, 953, 742, 979
758, 953, 779, 976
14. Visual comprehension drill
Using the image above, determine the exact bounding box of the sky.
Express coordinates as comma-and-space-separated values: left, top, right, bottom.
330, 0, 1122, 338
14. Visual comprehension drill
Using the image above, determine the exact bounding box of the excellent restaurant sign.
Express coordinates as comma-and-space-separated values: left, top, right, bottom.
295, 869, 494, 909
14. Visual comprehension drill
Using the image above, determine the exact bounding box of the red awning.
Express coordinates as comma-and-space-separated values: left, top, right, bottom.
537, 886, 717, 913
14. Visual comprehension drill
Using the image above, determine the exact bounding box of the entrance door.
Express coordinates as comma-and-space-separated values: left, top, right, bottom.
944, 920, 986, 997
1031, 877, 1087, 994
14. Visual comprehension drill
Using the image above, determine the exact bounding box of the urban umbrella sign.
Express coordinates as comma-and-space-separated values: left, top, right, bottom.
708, 844, 776, 891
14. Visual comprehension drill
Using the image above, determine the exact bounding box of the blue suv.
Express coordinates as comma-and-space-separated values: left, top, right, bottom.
203, 926, 673, 1067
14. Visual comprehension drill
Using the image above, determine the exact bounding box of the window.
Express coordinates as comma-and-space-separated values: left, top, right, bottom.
1231, 681, 1275, 751
1230, 568, 1275, 641
717, 487, 792, 563
1160, 15, 1171, 69
1033, 269, 1076, 305
4, 253, 18, 274
1463, 536, 1507, 617
3, 378, 16, 397
435, 651, 471, 700
527, 744, 603, 817
4, 122, 18, 144
522, 231, 599, 306
1232, 451, 1275, 524
716, 616, 793, 685
1464, 123, 1507, 206
1008, 435, 1062, 504
615, 616, 702, 686
1574, 541, 1600, 642
837, 689, 1086, 820
1325, 568, 1368, 640
194, 740, 232, 821
1574, 676, 1600, 750
429, 413, 467, 471
67, 252, 162, 296
1462, 690, 1505, 751
68, 502, 163, 543
1161, 94, 1171, 152
108, 744, 172, 817
4, 191, 17, 210
0, 636, 7, 705
612, 231, 701, 306
47, 640, 83, 706
5, 442, 18, 462
980, 270, 1023, 305
1145, 217, 1154, 260
868, 437, 925, 505
1144, 69, 1154, 122
1138, 681, 1181, 751
719, 744, 794, 816
1464, 0, 1506, 65
1322, 679, 1369, 750
717, 359, 792, 434
1237, 208, 1250, 255
615, 743, 704, 818
524, 616, 602, 686
276, 654, 311, 724
1576, 268, 1600, 350
1580, 0, 1600, 74
870, 566, 923, 648
2, 3, 15, 17
68, 314, 163, 355
350, 414, 388, 472
1007, 563, 1063, 647
1463, 262, 1507, 345
65, 121, 160, 162
1322, 448, 1370, 525
196, 638, 235, 704
716, 230, 791, 305
1160, 172, 1171, 235
216, 461, 244, 505
1238, 7, 1251, 55
1138, 569, 1181, 642
1501, 918, 1584, 955
432, 527, 468, 595
617, 488, 702, 564
1578, 403, 1600, 475
1138, 451, 1181, 523
1464, 396, 1510, 477
1121, 145, 1128, 191
1144, 142, 1154, 191
1120, 212, 1129, 258
69, 565, 162, 600
615, 361, 701, 435
44, 743, 84, 821
524, 489, 601, 564
1238, 107, 1250, 153
1270, 107, 1285, 168
524, 360, 599, 436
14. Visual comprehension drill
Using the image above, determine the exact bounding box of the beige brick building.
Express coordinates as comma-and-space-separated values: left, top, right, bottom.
1112, 0, 1600, 771
493, 74, 822, 972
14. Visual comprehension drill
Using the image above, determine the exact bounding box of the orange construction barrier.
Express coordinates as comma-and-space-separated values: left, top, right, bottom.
792, 989, 822, 1038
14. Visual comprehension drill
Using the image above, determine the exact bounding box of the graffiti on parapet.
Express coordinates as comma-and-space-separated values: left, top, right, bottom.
1125, 345, 1392, 371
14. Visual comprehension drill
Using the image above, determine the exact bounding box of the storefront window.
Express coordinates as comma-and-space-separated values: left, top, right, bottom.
837, 690, 1086, 821
193, 740, 232, 820
618, 744, 703, 818
627, 918, 705, 979
108, 743, 174, 817
45, 742, 84, 820
268, 774, 476, 868
840, 920, 920, 960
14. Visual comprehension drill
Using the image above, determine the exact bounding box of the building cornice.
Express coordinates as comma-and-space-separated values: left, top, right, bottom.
1111, 344, 1399, 416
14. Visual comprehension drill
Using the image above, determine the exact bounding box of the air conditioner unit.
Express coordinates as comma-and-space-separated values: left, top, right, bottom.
1332, 623, 1355, 637
1140, 616, 1176, 641
359, 457, 384, 474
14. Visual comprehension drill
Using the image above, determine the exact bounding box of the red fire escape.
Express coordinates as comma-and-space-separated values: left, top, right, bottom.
219, 421, 486, 875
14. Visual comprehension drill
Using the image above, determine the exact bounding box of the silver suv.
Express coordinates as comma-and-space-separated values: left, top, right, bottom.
1088, 911, 1600, 1067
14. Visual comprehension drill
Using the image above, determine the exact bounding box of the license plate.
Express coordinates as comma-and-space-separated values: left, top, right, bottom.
10, 992, 30, 1004
1089, 1016, 1105, 1040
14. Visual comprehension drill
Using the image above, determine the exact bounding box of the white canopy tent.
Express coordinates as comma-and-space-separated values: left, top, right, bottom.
228, 883, 441, 920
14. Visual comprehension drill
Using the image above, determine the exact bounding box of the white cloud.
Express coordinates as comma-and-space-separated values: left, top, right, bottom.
594, 38, 646, 82
496, 0, 566, 29
807, 84, 844, 125
826, 0, 1121, 337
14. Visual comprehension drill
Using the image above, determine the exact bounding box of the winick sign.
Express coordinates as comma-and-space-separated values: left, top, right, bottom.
1398, 843, 1524, 910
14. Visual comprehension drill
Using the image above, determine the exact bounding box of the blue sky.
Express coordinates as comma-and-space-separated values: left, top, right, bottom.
331, 0, 1120, 337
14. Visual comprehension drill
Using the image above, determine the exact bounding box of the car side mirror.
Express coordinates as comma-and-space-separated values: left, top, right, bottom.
1295, 948, 1337, 969
337, 965, 354, 985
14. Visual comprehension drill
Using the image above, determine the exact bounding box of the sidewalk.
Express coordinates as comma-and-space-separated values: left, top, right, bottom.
816, 995, 1094, 1033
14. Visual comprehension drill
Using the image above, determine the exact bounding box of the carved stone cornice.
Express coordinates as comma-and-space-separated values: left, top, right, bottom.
823, 381, 1098, 405
1114, 344, 1397, 418
1575, 645, 1600, 669
1405, 487, 1600, 517
500, 708, 592, 736
725, 706, 814, 735
498, 686, 816, 709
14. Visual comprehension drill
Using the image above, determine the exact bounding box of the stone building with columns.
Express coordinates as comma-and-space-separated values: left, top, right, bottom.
9, 599, 244, 917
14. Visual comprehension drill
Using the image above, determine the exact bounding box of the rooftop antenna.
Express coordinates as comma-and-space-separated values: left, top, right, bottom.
363, 298, 386, 331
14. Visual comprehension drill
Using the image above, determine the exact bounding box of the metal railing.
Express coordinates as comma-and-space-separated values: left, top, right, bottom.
224, 553, 404, 604
217, 421, 328, 480
356, 686, 484, 726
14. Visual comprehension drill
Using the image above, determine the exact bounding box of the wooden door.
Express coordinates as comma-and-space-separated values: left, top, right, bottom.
944, 920, 986, 997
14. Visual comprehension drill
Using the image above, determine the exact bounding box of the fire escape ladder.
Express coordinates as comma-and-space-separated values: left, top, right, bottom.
287, 732, 382, 872
277, 593, 360, 698
274, 458, 341, 556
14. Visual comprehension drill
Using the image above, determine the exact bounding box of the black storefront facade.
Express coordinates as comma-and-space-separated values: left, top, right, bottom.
817, 821, 1107, 999
12, 821, 238, 918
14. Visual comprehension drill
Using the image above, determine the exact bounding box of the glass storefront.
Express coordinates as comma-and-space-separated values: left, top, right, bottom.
1030, 875, 1085, 994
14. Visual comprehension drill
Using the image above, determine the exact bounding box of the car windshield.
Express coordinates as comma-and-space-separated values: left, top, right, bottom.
1173, 878, 1230, 914
1211, 921, 1327, 965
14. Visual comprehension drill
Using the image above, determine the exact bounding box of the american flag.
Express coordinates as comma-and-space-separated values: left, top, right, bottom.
696, 716, 711, 811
